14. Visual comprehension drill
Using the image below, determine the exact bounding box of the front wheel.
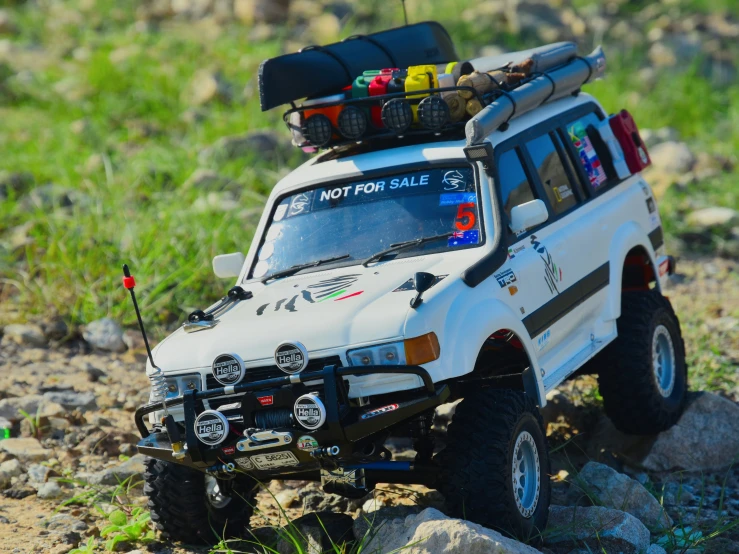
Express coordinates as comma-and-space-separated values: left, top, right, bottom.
435, 389, 550, 542
598, 290, 688, 435
144, 458, 258, 544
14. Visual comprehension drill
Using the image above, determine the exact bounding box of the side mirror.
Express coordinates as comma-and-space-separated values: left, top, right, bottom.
410, 271, 436, 309
509, 199, 548, 235
212, 252, 245, 279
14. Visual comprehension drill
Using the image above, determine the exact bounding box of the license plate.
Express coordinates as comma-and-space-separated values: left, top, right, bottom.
250, 451, 299, 470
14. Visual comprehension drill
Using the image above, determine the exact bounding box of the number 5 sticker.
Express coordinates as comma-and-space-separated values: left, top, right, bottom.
455, 202, 476, 231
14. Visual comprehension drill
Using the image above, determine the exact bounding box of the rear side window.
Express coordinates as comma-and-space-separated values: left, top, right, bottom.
525, 133, 579, 216
497, 149, 536, 221
564, 112, 608, 192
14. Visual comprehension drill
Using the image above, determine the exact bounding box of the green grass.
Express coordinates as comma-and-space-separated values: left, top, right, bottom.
0, 0, 737, 340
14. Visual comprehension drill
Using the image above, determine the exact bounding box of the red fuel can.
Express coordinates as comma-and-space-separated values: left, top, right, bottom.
608, 110, 651, 173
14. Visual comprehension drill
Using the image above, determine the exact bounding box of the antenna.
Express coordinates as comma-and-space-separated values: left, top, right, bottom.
122, 264, 157, 369
401, 0, 408, 26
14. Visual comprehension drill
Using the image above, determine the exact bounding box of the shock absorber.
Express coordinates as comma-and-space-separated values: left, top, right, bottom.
122, 264, 186, 459
410, 414, 434, 462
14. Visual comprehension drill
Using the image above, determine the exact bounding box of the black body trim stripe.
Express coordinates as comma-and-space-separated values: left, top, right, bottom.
523, 263, 610, 337
649, 226, 664, 251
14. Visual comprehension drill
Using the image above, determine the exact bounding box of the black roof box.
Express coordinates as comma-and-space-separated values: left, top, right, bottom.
258, 21, 458, 112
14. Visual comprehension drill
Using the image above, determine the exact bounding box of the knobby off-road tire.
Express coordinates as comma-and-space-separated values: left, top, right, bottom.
144, 458, 258, 544
435, 389, 551, 542
598, 289, 687, 435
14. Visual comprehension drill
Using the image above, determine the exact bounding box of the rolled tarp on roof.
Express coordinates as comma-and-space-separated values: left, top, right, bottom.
258, 21, 458, 112
465, 46, 606, 146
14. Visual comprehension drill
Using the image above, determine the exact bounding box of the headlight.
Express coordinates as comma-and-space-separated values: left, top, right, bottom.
150, 373, 201, 400
347, 341, 406, 367
346, 333, 440, 367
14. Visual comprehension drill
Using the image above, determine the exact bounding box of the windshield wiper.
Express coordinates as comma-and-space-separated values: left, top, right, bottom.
262, 254, 351, 283
361, 233, 453, 267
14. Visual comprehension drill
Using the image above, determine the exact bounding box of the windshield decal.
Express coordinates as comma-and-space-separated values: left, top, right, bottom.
256, 274, 364, 315
448, 230, 479, 246
439, 192, 476, 206
442, 170, 467, 191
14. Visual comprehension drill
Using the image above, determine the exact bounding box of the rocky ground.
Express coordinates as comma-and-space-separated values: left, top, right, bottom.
0, 254, 736, 553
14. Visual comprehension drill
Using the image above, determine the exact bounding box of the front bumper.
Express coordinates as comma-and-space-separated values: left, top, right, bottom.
134, 364, 449, 478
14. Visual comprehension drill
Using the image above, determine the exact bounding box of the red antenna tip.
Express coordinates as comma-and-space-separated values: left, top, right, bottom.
123, 275, 136, 289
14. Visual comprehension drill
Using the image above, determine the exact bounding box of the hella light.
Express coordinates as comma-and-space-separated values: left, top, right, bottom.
337, 105, 367, 140
418, 95, 450, 130
347, 341, 406, 367
302, 113, 333, 147
381, 99, 413, 134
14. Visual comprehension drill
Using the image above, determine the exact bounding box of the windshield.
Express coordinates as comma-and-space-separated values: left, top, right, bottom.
249, 167, 483, 280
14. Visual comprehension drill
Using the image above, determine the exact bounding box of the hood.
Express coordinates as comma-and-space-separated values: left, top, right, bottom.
152, 253, 471, 372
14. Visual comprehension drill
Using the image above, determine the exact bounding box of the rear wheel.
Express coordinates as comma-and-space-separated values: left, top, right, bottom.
598, 290, 687, 435
144, 458, 258, 544
435, 389, 550, 542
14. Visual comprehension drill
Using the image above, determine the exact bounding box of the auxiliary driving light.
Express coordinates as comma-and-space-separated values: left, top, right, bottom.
337, 105, 367, 140
302, 113, 333, 147
381, 99, 413, 134
417, 95, 450, 130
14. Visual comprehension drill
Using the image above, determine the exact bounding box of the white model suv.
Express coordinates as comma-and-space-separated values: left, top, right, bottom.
132, 44, 686, 545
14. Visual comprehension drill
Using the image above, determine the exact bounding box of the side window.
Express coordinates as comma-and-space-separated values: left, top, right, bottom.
525, 133, 579, 216
563, 112, 609, 193
497, 149, 536, 222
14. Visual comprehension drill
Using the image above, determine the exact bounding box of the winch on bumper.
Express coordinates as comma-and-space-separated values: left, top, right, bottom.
134, 364, 449, 494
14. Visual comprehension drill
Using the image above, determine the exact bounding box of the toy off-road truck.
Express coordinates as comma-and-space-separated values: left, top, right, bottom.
128, 22, 687, 544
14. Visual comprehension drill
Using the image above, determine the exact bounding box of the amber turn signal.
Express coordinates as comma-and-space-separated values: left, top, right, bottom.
404, 332, 440, 365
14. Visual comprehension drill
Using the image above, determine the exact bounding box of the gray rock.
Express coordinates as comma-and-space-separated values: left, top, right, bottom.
198, 130, 286, 165
647, 544, 668, 554
82, 318, 126, 353
0, 458, 23, 489
43, 391, 97, 411
354, 505, 422, 540
273, 512, 354, 554
0, 437, 51, 462
44, 513, 88, 532
234, 0, 290, 25
2, 324, 47, 347
649, 141, 696, 174
37, 481, 64, 500
359, 507, 541, 553
641, 392, 739, 472
546, 505, 650, 554
40, 318, 68, 341
86, 454, 146, 486
566, 462, 672, 529
640, 127, 680, 149
687, 207, 739, 230
0, 395, 43, 421
183, 70, 232, 106
27, 463, 52, 485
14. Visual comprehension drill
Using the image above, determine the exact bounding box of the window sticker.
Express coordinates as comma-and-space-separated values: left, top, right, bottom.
553, 185, 573, 202
439, 192, 477, 206
454, 202, 476, 231
253, 261, 270, 278
569, 121, 607, 189
288, 190, 314, 217
258, 242, 275, 260
265, 224, 282, 241
442, 169, 467, 191
448, 230, 479, 246
274, 203, 288, 222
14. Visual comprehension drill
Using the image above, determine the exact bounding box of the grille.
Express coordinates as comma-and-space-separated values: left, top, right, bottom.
204, 356, 342, 411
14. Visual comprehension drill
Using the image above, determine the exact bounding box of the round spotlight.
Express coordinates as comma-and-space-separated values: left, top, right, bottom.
302, 113, 333, 147
337, 106, 367, 140
381, 99, 413, 134
418, 95, 450, 130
